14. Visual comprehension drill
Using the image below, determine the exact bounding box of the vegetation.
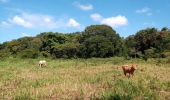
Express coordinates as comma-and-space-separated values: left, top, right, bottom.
0, 25, 170, 99
125, 27, 170, 60
1, 25, 170, 59
0, 57, 169, 99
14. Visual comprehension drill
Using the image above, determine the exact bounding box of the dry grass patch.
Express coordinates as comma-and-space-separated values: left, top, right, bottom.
0, 58, 169, 99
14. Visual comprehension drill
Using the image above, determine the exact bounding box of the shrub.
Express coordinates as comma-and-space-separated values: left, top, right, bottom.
161, 51, 170, 58
18, 49, 39, 59
0, 49, 10, 60
40, 51, 51, 58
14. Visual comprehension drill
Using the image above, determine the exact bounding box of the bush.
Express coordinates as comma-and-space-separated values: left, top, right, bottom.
161, 51, 170, 58
0, 49, 10, 60
52, 43, 79, 58
40, 51, 51, 58
18, 49, 39, 59
144, 48, 156, 58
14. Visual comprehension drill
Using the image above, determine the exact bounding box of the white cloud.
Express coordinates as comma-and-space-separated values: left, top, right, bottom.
21, 33, 30, 37
0, 0, 9, 3
90, 13, 128, 27
1, 12, 83, 29
143, 22, 155, 26
0, 21, 11, 28
90, 13, 103, 21
10, 16, 33, 28
136, 7, 153, 16
74, 2, 93, 11
101, 16, 128, 27
67, 18, 80, 28
4, 12, 63, 29
0, 21, 9, 26
1, 21, 8, 25
1, 13, 82, 29
136, 7, 150, 13
79, 4, 93, 11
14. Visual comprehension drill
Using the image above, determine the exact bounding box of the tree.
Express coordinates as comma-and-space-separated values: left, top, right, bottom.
0, 25, 170, 59
79, 25, 123, 58
134, 28, 158, 54
39, 32, 67, 56
125, 35, 138, 58
52, 42, 79, 58
125, 27, 170, 59
18, 49, 39, 59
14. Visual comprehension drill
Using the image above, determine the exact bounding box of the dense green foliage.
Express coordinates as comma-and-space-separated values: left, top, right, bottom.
79, 25, 123, 58
125, 27, 170, 60
0, 25, 170, 59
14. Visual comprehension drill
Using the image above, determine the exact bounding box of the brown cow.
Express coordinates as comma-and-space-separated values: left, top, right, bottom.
122, 64, 137, 77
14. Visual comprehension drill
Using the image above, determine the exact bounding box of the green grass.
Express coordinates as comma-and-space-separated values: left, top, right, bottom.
0, 57, 169, 99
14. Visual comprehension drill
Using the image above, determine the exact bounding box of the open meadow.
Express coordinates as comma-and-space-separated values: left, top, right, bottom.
0, 57, 170, 100
1, 0, 170, 99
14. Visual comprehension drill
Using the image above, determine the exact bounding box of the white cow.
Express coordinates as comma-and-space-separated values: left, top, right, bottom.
38, 60, 47, 67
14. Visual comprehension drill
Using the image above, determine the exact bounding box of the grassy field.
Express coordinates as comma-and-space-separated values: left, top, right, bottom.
0, 57, 170, 100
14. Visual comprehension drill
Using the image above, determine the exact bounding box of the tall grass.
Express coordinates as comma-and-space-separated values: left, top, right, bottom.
0, 57, 169, 99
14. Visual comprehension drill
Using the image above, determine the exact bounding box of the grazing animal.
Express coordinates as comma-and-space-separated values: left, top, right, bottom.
38, 60, 47, 67
122, 64, 137, 77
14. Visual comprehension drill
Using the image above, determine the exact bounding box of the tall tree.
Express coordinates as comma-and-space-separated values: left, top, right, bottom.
79, 25, 123, 58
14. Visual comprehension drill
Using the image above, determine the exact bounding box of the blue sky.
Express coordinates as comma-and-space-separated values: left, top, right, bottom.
0, 0, 170, 43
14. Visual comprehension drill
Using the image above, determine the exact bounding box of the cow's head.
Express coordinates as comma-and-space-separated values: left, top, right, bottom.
131, 64, 137, 70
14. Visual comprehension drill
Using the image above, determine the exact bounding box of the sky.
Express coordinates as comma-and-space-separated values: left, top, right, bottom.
0, 0, 170, 43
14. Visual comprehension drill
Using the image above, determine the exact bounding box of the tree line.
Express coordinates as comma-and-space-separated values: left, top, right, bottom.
0, 25, 170, 60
